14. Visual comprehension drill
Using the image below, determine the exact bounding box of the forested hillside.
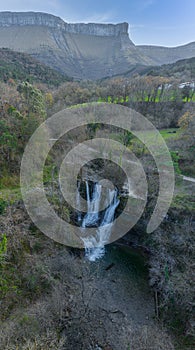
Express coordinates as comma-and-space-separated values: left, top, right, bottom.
0, 52, 195, 349
0, 48, 71, 85
145, 57, 195, 80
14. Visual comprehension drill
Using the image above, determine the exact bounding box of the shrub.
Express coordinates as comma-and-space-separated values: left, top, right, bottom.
0, 199, 8, 214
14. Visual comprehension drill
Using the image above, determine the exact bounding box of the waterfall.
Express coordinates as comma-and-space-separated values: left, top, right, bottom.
76, 181, 82, 224
82, 182, 102, 228
78, 180, 119, 261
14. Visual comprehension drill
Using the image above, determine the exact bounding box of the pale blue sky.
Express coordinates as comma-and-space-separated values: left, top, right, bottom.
0, 0, 194, 46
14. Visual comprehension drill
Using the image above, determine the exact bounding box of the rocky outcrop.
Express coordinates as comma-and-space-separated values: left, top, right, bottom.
0, 11, 64, 28
0, 11, 147, 79
0, 11, 128, 37
65, 22, 129, 37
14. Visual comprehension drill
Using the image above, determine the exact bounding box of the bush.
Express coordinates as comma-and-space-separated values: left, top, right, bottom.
170, 151, 181, 174
0, 199, 8, 214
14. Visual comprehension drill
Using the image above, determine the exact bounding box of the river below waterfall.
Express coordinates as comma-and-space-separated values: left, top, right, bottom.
0, 200, 175, 350
81, 244, 154, 326
58, 243, 175, 349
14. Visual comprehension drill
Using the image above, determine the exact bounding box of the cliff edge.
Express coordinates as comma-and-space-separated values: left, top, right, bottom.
0, 11, 194, 79
0, 11, 129, 37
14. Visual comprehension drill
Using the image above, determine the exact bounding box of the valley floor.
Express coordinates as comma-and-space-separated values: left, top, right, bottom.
0, 201, 175, 349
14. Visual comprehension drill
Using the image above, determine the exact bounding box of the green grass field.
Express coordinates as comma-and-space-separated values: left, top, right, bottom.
131, 128, 180, 147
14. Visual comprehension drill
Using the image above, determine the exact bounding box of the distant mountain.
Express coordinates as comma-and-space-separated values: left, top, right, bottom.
137, 42, 195, 66
0, 12, 154, 80
0, 12, 195, 80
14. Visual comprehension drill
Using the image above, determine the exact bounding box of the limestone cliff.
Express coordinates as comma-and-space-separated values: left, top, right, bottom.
0, 11, 194, 79
0, 12, 129, 37
0, 11, 149, 79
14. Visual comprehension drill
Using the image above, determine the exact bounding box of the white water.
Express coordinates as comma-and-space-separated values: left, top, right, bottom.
76, 181, 82, 224
79, 181, 119, 261
82, 181, 102, 228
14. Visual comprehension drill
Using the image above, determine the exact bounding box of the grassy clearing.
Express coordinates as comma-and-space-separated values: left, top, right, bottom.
0, 175, 20, 190
159, 128, 181, 140
0, 187, 22, 205
130, 128, 181, 160
134, 128, 180, 143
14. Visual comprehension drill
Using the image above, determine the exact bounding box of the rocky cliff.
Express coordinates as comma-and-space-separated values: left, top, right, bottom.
0, 11, 150, 79
0, 11, 194, 79
0, 11, 128, 37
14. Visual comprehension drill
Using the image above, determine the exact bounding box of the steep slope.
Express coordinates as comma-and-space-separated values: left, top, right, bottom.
110, 57, 195, 80
0, 48, 70, 85
0, 12, 194, 80
145, 56, 195, 80
137, 42, 195, 65
0, 12, 153, 79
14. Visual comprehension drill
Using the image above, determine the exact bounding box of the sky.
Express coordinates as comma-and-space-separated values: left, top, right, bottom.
0, 0, 194, 47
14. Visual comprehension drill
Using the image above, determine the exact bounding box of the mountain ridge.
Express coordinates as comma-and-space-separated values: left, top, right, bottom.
0, 11, 129, 37
0, 11, 194, 80
137, 42, 195, 65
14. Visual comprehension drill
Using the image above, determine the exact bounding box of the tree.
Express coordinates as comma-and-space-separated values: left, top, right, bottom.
17, 82, 46, 121
178, 111, 193, 129
45, 92, 54, 108
0, 82, 47, 177
181, 85, 195, 102
0, 106, 23, 165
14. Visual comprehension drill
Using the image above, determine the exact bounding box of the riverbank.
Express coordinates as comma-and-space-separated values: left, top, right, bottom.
0, 200, 176, 350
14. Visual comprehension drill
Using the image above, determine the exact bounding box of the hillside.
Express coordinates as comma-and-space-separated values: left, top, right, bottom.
0, 12, 155, 80
110, 57, 195, 81
0, 12, 195, 80
137, 42, 195, 65
145, 56, 195, 80
0, 14, 194, 346
0, 48, 70, 85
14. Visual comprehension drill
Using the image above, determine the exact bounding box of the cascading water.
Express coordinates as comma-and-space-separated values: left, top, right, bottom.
82, 181, 102, 228
78, 180, 119, 261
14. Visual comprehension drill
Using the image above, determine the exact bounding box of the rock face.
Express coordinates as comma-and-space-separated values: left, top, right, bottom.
0, 11, 128, 37
137, 42, 195, 65
0, 11, 148, 79
0, 11, 194, 79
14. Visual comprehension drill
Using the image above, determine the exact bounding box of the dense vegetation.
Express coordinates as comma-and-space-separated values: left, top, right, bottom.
0, 48, 71, 86
146, 57, 195, 80
0, 54, 195, 349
